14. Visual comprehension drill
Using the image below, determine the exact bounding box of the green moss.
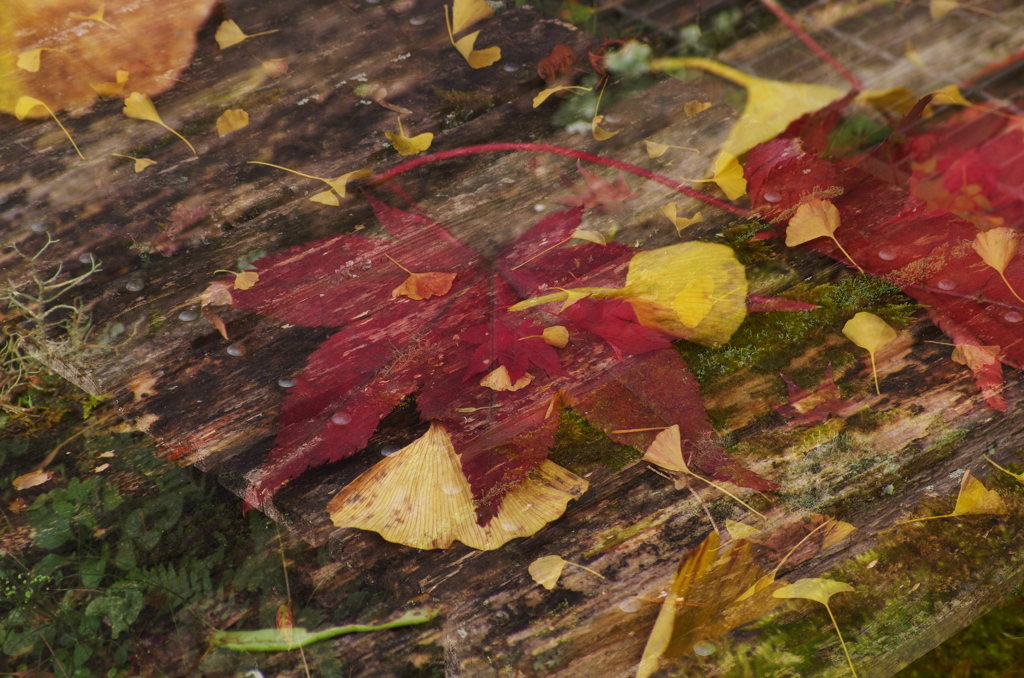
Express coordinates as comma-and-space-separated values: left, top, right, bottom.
432, 88, 494, 126
719, 221, 776, 265
677, 274, 917, 391
548, 408, 641, 474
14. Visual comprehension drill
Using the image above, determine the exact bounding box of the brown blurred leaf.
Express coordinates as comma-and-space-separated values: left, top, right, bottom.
538, 44, 575, 83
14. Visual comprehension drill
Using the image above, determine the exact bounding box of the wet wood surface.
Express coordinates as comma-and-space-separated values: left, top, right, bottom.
3, 0, 1024, 675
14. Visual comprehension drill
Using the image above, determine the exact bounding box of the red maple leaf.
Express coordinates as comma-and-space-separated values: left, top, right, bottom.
230, 194, 775, 522
556, 160, 639, 213
775, 365, 860, 427
746, 103, 1024, 411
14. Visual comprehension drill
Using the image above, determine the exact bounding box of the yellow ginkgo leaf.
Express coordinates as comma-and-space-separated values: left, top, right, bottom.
648, 57, 846, 160
951, 470, 1007, 516
725, 519, 761, 540
16, 49, 44, 73
328, 423, 588, 550
786, 198, 863, 273
842, 312, 897, 395
91, 69, 130, 97
542, 325, 569, 348
570, 228, 605, 245
249, 162, 371, 205
773, 578, 858, 678
592, 114, 618, 141
529, 555, 604, 590
856, 87, 917, 116
451, 0, 493, 33
511, 241, 747, 347
660, 203, 703, 236
70, 4, 115, 28
985, 455, 1024, 484
932, 84, 970, 106
215, 19, 279, 50
683, 100, 712, 117
385, 118, 433, 156
480, 365, 534, 391
533, 85, 591, 108
973, 227, 1024, 303
644, 140, 698, 159
643, 426, 765, 517
673, 276, 716, 328
122, 92, 195, 154
709, 153, 747, 201
14, 96, 85, 159
111, 153, 156, 172
234, 271, 259, 290
216, 108, 249, 136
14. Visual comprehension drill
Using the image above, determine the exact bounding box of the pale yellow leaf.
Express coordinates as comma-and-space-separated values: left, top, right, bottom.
725, 519, 761, 540
133, 157, 157, 172
773, 578, 854, 606
215, 19, 278, 49
842, 312, 897, 355
328, 423, 588, 550
932, 85, 970, 106
480, 365, 534, 391
385, 126, 434, 156
821, 520, 857, 550
309, 190, 340, 206
452, 31, 501, 69
710, 153, 746, 201
645, 140, 670, 158
17, 49, 43, 73
533, 85, 591, 108
972, 227, 1018, 274
571, 228, 605, 245
122, 91, 163, 123
234, 271, 259, 290
217, 108, 249, 136
260, 58, 290, 78
592, 114, 619, 141
542, 326, 569, 348
324, 169, 372, 198
672, 276, 715, 328
91, 70, 130, 97
70, 4, 114, 28
14, 96, 45, 120
13, 469, 52, 491
451, 0, 494, 34
529, 555, 568, 590
642, 425, 688, 473
786, 198, 841, 246
930, 0, 961, 19
951, 470, 1007, 516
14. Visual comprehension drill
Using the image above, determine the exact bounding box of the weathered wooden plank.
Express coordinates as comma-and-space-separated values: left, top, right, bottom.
5, 0, 1024, 676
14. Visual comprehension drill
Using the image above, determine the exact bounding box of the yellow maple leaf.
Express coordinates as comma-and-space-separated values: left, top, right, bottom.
216, 108, 249, 136
122, 92, 196, 154
215, 19, 279, 49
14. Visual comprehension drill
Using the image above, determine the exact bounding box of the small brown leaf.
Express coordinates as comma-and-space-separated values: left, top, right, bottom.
538, 44, 576, 83
216, 108, 249, 136
13, 470, 52, 490
683, 100, 712, 117
392, 271, 456, 300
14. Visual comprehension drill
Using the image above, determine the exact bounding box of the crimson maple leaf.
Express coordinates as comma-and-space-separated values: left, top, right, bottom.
229, 194, 775, 546
746, 102, 1024, 411
775, 365, 859, 427
556, 160, 639, 212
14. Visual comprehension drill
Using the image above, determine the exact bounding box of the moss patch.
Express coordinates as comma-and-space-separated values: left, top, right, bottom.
548, 408, 642, 475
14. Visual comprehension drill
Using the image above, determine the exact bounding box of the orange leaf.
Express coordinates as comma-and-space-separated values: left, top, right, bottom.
392, 271, 456, 300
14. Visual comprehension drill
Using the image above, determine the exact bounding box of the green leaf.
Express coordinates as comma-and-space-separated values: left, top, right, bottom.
81, 556, 107, 588
84, 587, 144, 639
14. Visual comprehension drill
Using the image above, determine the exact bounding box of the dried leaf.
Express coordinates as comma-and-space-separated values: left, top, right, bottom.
385, 118, 433, 156
538, 44, 576, 83
571, 228, 606, 245
234, 271, 259, 290
775, 365, 858, 427
592, 114, 619, 141
533, 85, 591, 108
529, 555, 568, 589
637, 532, 783, 678
90, 69, 130, 97
392, 272, 457, 300
725, 519, 761, 540
842, 312, 897, 394
122, 92, 196, 154
444, 0, 500, 69
952, 470, 1007, 516
215, 19, 278, 50
13, 470, 52, 490
327, 423, 588, 550
276, 604, 294, 648
660, 202, 703, 236
259, 57, 290, 78
14, 96, 84, 159
109, 154, 157, 173
216, 108, 249, 136
644, 140, 698, 159
684, 100, 712, 117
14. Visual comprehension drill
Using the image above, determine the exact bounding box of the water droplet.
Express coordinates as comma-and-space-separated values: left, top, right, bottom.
125, 279, 144, 292
409, 16, 425, 25
937, 279, 956, 290
1005, 311, 1023, 323
178, 309, 199, 322
381, 445, 402, 457
78, 253, 93, 264
763, 191, 782, 203
877, 249, 897, 261
30, 223, 47, 233
618, 598, 643, 613
603, 113, 622, 124
500, 520, 520, 531
693, 640, 717, 657
534, 204, 546, 212
442, 485, 461, 495
502, 62, 520, 72
226, 343, 245, 357
278, 377, 297, 388
332, 411, 352, 425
